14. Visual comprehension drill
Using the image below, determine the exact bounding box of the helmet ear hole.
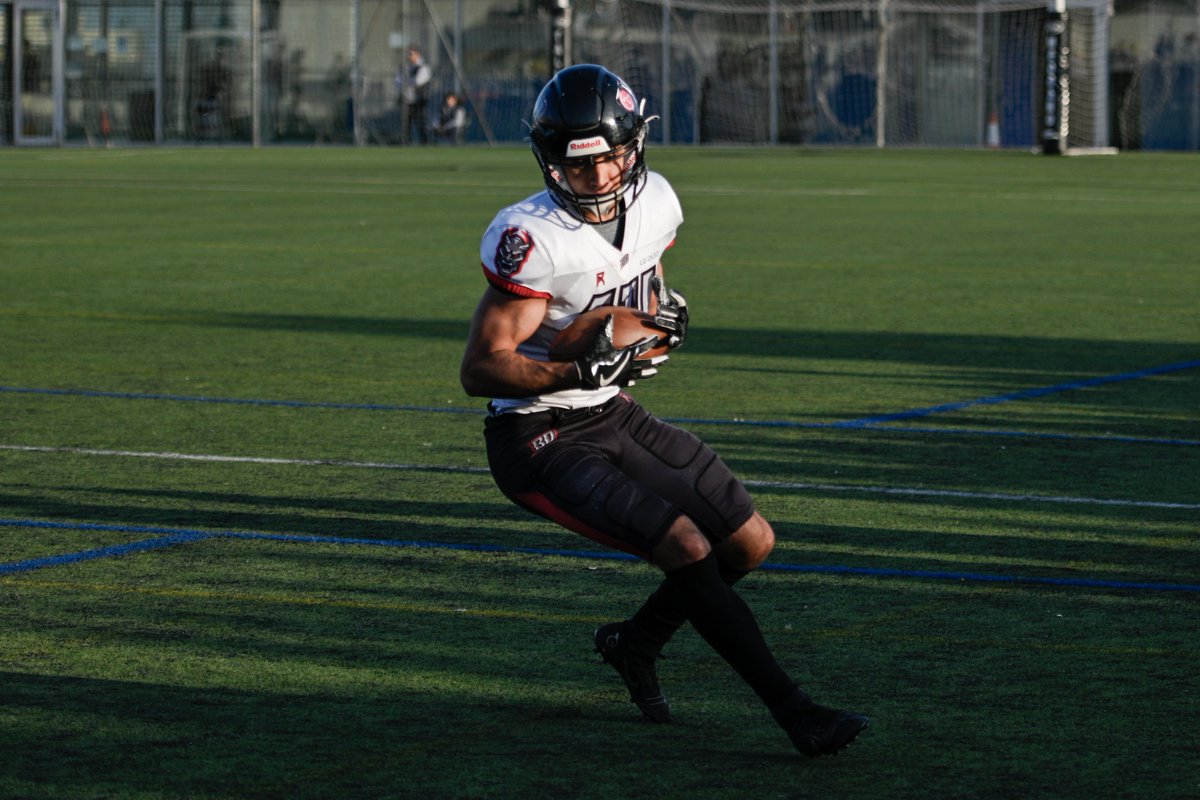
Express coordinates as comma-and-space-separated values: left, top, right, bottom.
529, 64, 650, 224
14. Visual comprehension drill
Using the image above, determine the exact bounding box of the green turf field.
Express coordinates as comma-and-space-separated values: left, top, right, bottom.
1, 146, 1197, 799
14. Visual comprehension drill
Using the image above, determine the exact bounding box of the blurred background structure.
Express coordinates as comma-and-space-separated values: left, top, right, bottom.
1, 0, 1197, 149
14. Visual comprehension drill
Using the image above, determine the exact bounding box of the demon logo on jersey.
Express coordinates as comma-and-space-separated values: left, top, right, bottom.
495, 227, 535, 277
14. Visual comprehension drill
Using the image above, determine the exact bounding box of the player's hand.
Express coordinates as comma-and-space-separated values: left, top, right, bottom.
575, 315, 669, 389
651, 275, 688, 349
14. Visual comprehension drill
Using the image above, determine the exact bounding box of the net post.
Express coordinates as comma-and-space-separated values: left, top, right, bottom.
1041, 0, 1070, 154
550, 0, 572, 75
876, 0, 889, 148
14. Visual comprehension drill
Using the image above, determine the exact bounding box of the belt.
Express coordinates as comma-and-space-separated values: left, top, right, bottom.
486, 397, 616, 424
551, 397, 616, 424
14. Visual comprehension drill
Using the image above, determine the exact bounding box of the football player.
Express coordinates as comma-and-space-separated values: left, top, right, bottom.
460, 64, 868, 756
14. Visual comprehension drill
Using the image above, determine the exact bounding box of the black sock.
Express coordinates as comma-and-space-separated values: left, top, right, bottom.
627, 560, 750, 656
658, 553, 796, 707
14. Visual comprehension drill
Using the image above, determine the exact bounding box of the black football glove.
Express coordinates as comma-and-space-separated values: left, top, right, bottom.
651, 275, 688, 349
574, 314, 669, 389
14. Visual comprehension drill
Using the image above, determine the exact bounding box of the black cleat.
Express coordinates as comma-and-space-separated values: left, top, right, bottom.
594, 622, 671, 723
771, 691, 870, 757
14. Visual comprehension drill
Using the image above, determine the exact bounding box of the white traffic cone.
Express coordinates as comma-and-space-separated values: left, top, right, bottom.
986, 112, 1001, 148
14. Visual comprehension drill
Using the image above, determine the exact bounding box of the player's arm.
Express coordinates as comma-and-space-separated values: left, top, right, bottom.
461, 285, 666, 396
650, 265, 688, 349
460, 286, 578, 398
648, 263, 664, 315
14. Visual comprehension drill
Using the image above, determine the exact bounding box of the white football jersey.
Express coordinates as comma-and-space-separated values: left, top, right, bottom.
479, 170, 683, 414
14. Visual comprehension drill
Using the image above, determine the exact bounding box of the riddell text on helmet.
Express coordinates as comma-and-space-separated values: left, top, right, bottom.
568, 137, 608, 155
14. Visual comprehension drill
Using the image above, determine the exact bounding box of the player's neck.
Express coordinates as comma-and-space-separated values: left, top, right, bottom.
592, 212, 626, 249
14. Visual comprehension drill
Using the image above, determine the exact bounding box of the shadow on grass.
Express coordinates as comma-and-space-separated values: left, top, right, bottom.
0, 486, 533, 545
0, 649, 777, 797
152, 311, 1199, 376
0, 669, 629, 798
4, 476, 1196, 588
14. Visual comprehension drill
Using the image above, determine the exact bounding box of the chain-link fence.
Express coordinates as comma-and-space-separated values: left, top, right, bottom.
2, 0, 1198, 149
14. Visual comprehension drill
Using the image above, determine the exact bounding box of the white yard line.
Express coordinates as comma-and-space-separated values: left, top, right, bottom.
4, 443, 1195, 511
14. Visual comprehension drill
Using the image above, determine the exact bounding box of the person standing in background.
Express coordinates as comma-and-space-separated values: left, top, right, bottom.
397, 46, 432, 145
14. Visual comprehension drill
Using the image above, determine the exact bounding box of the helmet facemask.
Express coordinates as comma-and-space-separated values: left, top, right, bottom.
534, 124, 649, 224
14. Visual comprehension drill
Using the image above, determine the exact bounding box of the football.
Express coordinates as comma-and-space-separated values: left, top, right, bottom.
548, 306, 671, 362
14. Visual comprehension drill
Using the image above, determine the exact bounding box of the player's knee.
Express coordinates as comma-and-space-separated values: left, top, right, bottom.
722, 513, 775, 571
751, 514, 776, 561
651, 515, 712, 572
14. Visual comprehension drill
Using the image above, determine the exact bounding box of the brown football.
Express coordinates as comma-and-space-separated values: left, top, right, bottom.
548, 306, 671, 362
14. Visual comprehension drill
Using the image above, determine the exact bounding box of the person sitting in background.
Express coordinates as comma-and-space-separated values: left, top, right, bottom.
432, 92, 468, 145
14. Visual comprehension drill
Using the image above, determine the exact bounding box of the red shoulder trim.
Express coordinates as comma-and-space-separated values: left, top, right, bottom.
482, 264, 553, 299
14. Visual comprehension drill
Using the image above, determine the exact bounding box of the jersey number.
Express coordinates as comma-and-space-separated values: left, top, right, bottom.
583, 266, 656, 312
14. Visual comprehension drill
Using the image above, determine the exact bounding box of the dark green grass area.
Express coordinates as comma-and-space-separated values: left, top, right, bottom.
1, 147, 1197, 798
2, 544, 1197, 799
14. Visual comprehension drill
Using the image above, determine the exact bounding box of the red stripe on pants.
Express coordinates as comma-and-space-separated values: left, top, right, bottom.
514, 491, 649, 560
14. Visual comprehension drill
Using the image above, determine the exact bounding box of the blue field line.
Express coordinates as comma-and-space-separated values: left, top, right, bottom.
763, 562, 1200, 593
834, 425, 1200, 447
3, 358, 1198, 446
0, 385, 479, 415
3, 518, 1198, 594
831, 358, 1200, 428
0, 519, 212, 575
662, 418, 1200, 447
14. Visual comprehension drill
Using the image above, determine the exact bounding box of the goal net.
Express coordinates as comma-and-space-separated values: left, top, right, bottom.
571, 0, 1113, 148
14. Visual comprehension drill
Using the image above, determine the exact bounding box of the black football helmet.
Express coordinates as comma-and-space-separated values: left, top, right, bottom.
529, 64, 650, 224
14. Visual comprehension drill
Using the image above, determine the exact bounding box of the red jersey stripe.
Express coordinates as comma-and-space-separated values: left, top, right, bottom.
483, 264, 553, 299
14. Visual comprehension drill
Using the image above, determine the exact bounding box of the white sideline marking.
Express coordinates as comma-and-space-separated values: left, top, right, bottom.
4, 443, 1196, 511
0, 444, 488, 473
744, 479, 1200, 511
